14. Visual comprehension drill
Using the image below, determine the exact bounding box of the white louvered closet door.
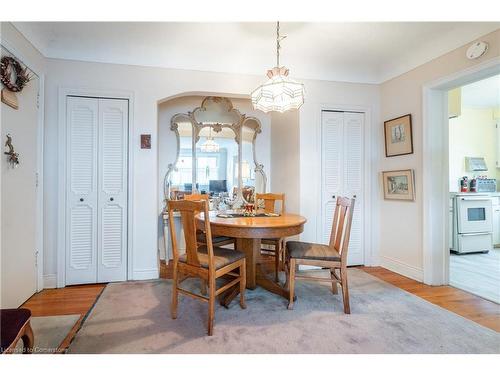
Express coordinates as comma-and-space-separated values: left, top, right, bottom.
66, 97, 128, 285
66, 97, 99, 285
97, 99, 128, 282
342, 112, 364, 265
321, 111, 343, 245
321, 111, 365, 266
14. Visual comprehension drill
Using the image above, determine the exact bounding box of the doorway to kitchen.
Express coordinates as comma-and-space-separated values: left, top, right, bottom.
447, 75, 500, 303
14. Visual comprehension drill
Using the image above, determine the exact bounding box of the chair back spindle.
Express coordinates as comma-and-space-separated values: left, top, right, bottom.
255, 193, 285, 214
167, 199, 215, 270
328, 197, 355, 263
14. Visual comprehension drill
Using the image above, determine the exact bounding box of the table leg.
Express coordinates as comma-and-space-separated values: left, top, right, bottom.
220, 237, 292, 306
220, 238, 259, 308
256, 263, 290, 300
237, 238, 259, 289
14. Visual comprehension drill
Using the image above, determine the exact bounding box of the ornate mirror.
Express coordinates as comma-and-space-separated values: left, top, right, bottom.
163, 96, 268, 209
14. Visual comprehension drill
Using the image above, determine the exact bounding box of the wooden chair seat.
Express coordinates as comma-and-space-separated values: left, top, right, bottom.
1, 308, 34, 354
287, 241, 340, 261
179, 245, 245, 270
196, 233, 234, 246
261, 238, 280, 245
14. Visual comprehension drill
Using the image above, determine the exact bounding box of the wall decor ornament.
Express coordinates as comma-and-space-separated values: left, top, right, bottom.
1, 56, 33, 109
382, 169, 415, 201
0, 56, 32, 92
4, 134, 20, 168
384, 114, 413, 157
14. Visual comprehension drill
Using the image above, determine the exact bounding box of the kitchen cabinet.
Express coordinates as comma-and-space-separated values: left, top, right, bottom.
448, 88, 461, 119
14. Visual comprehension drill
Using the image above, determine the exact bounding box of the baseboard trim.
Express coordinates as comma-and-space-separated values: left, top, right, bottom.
380, 255, 423, 282
43, 274, 57, 289
132, 268, 159, 280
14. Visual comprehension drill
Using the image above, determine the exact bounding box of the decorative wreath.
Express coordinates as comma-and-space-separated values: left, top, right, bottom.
0, 56, 32, 92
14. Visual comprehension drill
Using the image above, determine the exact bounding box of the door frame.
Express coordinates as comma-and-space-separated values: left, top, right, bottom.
317, 103, 377, 266
57, 87, 134, 288
1, 40, 45, 293
422, 56, 500, 285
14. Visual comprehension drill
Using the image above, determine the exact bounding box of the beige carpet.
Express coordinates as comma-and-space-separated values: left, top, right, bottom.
69, 269, 500, 354
14, 314, 80, 354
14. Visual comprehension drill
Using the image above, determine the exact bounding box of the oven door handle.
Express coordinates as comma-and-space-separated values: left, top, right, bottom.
460, 197, 491, 201
460, 232, 491, 236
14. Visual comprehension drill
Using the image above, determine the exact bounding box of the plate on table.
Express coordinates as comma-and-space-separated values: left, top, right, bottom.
216, 213, 233, 218
264, 213, 280, 217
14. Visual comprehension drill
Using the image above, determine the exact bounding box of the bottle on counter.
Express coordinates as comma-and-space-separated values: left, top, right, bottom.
460, 176, 469, 192
469, 178, 477, 193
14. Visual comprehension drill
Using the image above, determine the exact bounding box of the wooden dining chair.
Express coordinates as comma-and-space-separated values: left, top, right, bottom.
184, 193, 236, 248
255, 192, 286, 282
167, 199, 246, 336
285, 196, 355, 313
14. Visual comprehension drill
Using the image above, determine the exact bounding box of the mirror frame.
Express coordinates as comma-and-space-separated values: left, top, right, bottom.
163, 96, 267, 208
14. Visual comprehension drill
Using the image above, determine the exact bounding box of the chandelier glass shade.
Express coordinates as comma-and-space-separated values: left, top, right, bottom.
200, 128, 220, 153
251, 66, 305, 113
251, 22, 305, 113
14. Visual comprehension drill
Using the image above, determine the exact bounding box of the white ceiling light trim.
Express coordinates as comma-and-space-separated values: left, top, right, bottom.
251, 22, 305, 113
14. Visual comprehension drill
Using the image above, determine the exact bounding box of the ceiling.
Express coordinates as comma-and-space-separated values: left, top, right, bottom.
461, 74, 500, 108
13, 22, 500, 83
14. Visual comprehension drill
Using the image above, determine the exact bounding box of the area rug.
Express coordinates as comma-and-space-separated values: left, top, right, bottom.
68, 269, 500, 354
14, 314, 80, 354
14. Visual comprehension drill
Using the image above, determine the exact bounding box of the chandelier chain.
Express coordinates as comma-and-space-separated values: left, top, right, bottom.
276, 21, 286, 67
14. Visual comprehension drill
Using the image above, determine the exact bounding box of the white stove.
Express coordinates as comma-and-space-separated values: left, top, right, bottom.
450, 193, 493, 254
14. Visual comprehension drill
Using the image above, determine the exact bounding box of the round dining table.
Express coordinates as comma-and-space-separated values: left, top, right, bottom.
196, 211, 307, 306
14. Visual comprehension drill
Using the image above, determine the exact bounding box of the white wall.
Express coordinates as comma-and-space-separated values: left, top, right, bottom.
379, 29, 500, 281
449, 107, 499, 191
1, 22, 46, 297
157, 95, 271, 259
270, 110, 300, 214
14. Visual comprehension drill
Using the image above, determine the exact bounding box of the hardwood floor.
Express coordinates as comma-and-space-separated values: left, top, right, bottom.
19, 263, 499, 353
362, 266, 500, 332
21, 283, 106, 353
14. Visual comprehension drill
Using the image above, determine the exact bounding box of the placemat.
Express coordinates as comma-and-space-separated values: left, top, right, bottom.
216, 213, 280, 218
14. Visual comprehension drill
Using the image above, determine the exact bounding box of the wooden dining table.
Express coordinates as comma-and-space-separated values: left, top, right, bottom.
196, 211, 307, 306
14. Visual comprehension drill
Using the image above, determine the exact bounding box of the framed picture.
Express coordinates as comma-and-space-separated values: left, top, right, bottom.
382, 169, 415, 201
384, 114, 413, 157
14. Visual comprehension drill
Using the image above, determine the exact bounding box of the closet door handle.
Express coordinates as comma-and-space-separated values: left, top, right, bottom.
80, 198, 84, 202
332, 195, 336, 199
110, 197, 114, 202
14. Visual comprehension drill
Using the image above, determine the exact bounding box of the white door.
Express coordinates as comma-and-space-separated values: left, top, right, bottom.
66, 97, 99, 285
321, 111, 343, 245
97, 99, 128, 282
1, 74, 40, 308
66, 96, 128, 285
342, 112, 364, 265
321, 110, 365, 266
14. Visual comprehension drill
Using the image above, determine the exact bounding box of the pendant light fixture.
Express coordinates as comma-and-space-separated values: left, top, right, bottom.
251, 21, 305, 113
200, 127, 220, 153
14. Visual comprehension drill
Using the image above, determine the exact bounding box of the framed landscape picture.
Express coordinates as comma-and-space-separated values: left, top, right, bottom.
384, 114, 413, 157
382, 169, 415, 201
